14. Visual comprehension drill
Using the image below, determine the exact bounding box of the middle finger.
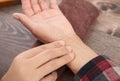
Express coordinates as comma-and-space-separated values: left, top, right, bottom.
31, 0, 41, 13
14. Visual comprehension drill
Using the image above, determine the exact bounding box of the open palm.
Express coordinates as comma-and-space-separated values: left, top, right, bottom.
13, 0, 76, 42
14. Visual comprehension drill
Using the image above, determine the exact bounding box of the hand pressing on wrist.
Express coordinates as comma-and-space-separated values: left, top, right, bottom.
1, 41, 74, 81
12, 0, 98, 75
13, 0, 76, 43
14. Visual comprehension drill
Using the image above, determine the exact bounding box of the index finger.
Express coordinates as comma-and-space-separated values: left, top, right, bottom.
21, 0, 34, 16
18, 41, 65, 58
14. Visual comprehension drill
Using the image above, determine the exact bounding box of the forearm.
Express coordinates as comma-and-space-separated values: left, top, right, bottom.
62, 34, 98, 74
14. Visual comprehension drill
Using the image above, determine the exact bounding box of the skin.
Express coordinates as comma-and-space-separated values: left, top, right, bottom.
1, 41, 74, 81
13, 0, 76, 43
13, 0, 98, 74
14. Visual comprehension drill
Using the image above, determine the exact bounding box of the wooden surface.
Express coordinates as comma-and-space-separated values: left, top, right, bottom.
0, 5, 36, 78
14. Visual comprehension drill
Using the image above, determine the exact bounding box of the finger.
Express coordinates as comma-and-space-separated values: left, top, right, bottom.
29, 46, 72, 67
49, 0, 59, 9
14, 41, 65, 58
13, 13, 41, 35
21, 0, 34, 16
39, 0, 49, 11
41, 72, 57, 81
31, 0, 41, 13
36, 53, 74, 78
13, 13, 35, 30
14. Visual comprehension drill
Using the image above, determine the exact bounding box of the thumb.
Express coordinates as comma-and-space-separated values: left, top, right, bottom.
13, 13, 35, 30
41, 72, 58, 81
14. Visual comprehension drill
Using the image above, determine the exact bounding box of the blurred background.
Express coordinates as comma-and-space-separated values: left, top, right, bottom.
0, 0, 21, 7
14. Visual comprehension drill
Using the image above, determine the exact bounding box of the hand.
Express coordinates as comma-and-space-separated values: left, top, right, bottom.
13, 0, 76, 43
1, 41, 74, 81
13, 0, 98, 74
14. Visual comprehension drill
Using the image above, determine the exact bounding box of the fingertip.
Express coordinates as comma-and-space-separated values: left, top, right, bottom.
52, 72, 58, 80
13, 13, 19, 19
13, 13, 22, 20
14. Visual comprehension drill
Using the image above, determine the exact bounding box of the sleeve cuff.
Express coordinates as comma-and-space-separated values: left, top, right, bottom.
73, 55, 115, 81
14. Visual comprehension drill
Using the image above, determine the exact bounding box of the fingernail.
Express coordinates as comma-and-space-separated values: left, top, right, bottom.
69, 53, 74, 59
58, 41, 65, 46
66, 46, 72, 52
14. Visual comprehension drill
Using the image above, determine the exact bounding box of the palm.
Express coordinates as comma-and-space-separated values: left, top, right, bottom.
31, 9, 63, 26
14, 0, 75, 42
32, 9, 61, 21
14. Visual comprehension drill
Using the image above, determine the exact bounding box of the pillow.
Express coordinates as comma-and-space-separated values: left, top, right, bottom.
59, 0, 99, 41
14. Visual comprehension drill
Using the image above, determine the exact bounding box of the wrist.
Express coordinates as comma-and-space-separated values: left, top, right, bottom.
62, 34, 98, 74
1, 75, 8, 81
